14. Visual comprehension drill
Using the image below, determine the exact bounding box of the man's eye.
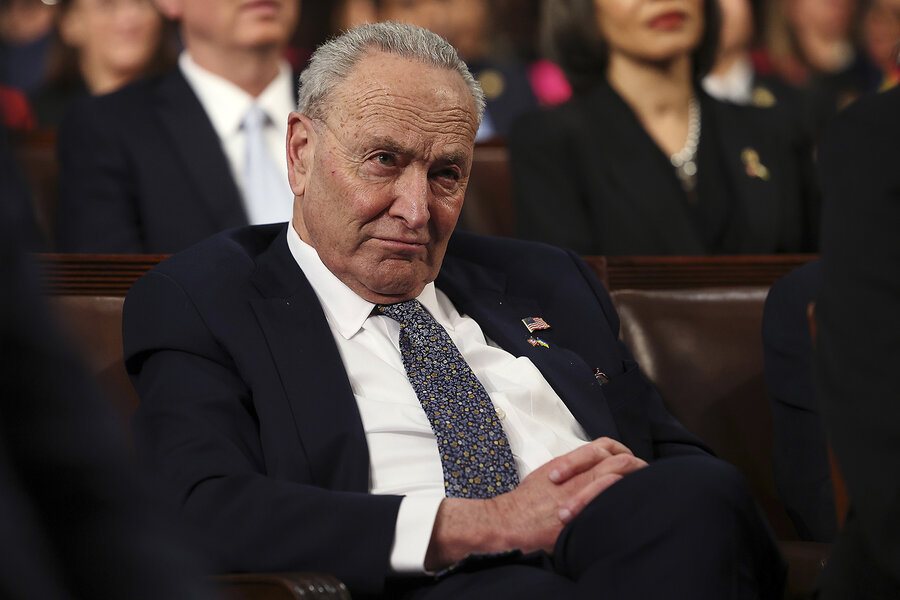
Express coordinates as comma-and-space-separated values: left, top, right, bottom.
372, 153, 395, 166
432, 168, 461, 182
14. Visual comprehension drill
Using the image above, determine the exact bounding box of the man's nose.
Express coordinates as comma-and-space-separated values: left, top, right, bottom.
390, 169, 430, 228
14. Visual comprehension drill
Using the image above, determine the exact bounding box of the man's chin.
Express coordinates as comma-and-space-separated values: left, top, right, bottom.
357, 269, 433, 304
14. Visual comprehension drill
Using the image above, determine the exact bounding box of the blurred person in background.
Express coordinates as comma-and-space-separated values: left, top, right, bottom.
859, 0, 900, 90
702, 0, 795, 107
814, 80, 900, 600
374, 0, 540, 140
55, 0, 301, 254
30, 0, 177, 127
759, 0, 879, 132
509, 0, 817, 256
1, 122, 213, 600
0, 0, 56, 94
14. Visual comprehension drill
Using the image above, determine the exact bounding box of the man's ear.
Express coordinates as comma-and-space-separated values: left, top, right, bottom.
153, 0, 183, 21
287, 112, 315, 197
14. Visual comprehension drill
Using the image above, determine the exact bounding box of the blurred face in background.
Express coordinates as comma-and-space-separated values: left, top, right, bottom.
863, 0, 900, 73
787, 0, 857, 40
593, 0, 705, 65
59, 0, 163, 88
158, 0, 299, 54
377, 0, 490, 60
717, 0, 754, 56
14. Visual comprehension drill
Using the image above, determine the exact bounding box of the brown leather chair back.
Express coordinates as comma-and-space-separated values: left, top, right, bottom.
46, 295, 138, 426
611, 286, 795, 540
459, 141, 513, 237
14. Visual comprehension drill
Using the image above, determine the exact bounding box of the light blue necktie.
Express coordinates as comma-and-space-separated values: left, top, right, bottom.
242, 104, 293, 224
377, 300, 520, 498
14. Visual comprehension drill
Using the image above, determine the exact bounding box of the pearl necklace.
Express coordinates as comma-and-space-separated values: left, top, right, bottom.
669, 96, 701, 194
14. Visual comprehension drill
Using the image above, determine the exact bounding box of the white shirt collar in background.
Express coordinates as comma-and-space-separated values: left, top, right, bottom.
179, 51, 296, 223
702, 55, 754, 105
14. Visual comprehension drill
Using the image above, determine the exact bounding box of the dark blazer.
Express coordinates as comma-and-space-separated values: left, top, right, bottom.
55, 68, 248, 254
815, 85, 900, 598
508, 82, 817, 256
124, 224, 709, 597
762, 259, 836, 542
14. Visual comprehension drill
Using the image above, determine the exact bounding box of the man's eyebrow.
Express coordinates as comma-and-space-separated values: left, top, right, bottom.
364, 135, 470, 167
366, 137, 409, 156
440, 150, 470, 168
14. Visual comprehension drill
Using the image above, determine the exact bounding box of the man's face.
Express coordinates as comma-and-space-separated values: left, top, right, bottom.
287, 51, 479, 304
158, 0, 299, 53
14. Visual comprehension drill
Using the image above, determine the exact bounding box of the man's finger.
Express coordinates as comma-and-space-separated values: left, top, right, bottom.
557, 473, 623, 524
547, 437, 635, 483
548, 441, 613, 483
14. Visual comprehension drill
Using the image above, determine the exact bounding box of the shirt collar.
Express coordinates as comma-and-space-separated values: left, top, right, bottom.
701, 55, 754, 104
179, 51, 295, 138
285, 225, 449, 339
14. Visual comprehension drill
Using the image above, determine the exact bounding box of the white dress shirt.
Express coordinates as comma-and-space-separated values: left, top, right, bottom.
286, 225, 591, 573
702, 55, 755, 105
178, 52, 295, 223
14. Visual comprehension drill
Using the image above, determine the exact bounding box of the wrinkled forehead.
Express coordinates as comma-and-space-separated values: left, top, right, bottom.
319, 51, 480, 150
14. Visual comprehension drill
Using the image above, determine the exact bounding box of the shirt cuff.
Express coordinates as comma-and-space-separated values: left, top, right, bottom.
389, 495, 444, 574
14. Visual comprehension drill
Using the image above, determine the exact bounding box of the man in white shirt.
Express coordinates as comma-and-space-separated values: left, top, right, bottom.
56, 0, 299, 253
125, 22, 786, 599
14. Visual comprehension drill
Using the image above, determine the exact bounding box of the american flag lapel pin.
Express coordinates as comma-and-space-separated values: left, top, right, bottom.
522, 316, 551, 333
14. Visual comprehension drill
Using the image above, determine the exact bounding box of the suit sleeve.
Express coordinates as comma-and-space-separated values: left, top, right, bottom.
762, 261, 836, 542
508, 110, 600, 254
124, 270, 402, 595
814, 88, 900, 591
55, 97, 145, 253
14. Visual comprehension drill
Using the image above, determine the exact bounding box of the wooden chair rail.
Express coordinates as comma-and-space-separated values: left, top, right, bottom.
36, 253, 820, 296
37, 253, 168, 295
603, 254, 819, 289
212, 572, 350, 600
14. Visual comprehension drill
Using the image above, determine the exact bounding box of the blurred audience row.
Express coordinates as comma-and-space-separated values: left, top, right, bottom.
1, 0, 898, 255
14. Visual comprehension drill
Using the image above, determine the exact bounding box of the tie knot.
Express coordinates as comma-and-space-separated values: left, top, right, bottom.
376, 299, 424, 326
243, 104, 269, 131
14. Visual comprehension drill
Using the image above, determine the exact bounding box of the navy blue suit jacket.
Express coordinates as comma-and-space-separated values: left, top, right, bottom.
124, 224, 708, 596
55, 69, 248, 254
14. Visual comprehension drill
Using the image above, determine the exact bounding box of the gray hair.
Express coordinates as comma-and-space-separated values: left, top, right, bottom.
297, 21, 485, 123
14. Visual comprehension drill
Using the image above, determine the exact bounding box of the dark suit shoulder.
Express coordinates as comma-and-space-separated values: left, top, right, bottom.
820, 86, 900, 154
509, 86, 595, 146
63, 72, 171, 127
445, 230, 579, 272
146, 224, 284, 293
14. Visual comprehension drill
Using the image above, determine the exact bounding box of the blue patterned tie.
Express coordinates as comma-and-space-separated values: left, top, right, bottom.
377, 300, 519, 498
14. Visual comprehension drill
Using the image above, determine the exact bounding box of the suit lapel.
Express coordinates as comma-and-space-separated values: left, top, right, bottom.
249, 229, 370, 491
154, 70, 249, 230
437, 253, 619, 441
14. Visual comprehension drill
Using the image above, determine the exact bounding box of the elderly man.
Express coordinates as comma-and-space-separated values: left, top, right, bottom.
125, 22, 784, 599
55, 0, 300, 253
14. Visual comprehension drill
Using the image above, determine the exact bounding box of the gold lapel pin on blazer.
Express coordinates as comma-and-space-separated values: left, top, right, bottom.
741, 147, 770, 181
